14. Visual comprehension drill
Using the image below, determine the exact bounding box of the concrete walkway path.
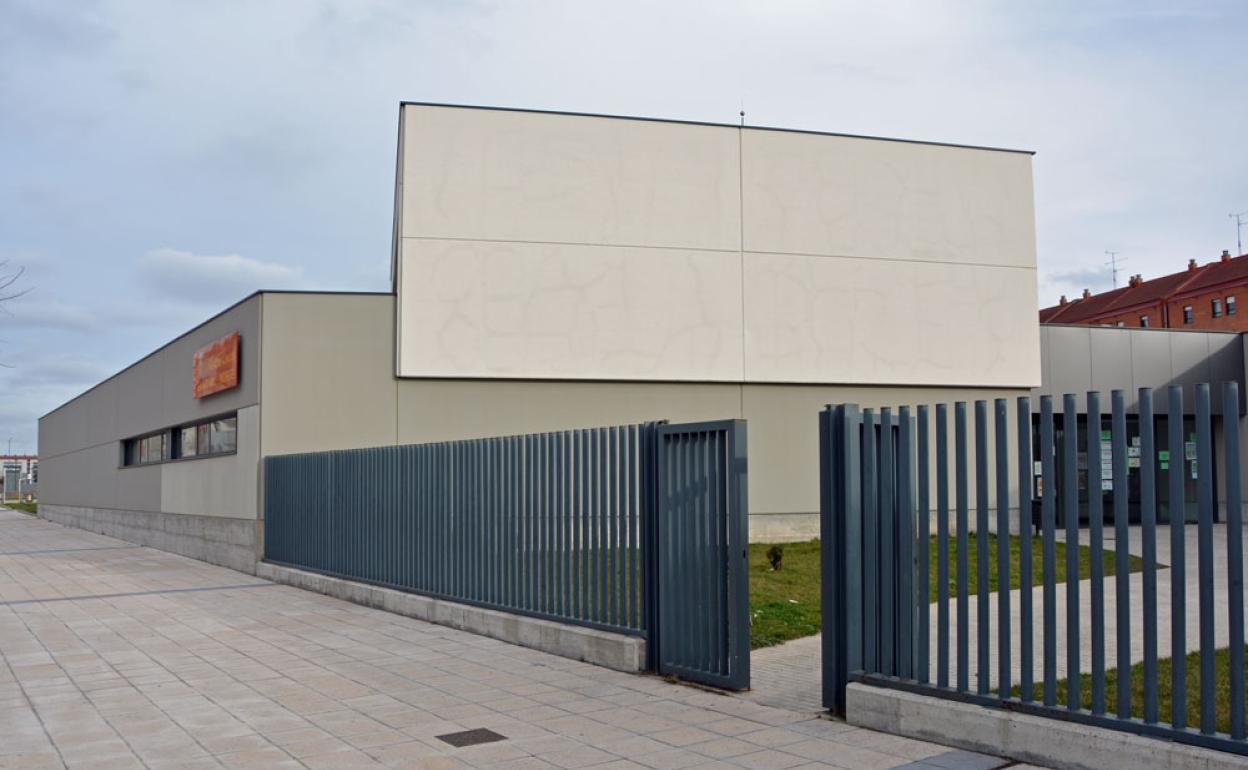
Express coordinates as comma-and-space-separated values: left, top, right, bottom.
0, 508, 1024, 770
744, 523, 1248, 712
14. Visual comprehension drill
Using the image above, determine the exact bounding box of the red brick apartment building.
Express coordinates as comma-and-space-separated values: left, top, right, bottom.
1040, 250, 1248, 330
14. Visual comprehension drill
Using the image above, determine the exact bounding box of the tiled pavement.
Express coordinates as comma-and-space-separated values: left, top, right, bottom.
0, 509, 1033, 770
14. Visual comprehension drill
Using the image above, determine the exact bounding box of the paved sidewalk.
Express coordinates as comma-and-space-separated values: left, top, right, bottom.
0, 509, 1018, 770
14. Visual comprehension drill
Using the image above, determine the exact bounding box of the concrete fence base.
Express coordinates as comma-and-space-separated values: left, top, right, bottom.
256, 562, 646, 673
846, 682, 1248, 770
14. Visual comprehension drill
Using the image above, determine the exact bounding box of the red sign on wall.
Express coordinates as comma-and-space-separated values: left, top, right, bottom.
193, 332, 240, 399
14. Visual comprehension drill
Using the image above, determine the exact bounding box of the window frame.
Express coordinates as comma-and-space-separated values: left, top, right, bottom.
1183, 305, 1194, 324
1140, 315, 1150, 328
120, 411, 239, 469
1228, 295, 1238, 315
1213, 298, 1223, 318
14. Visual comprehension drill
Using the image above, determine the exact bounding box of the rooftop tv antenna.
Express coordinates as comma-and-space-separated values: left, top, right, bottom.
1231, 211, 1248, 256
1104, 250, 1126, 289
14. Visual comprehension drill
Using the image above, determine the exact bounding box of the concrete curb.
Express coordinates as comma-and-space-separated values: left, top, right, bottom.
845, 682, 1248, 770
256, 562, 646, 673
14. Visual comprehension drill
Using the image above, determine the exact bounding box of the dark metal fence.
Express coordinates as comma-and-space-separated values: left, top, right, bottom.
822, 383, 1247, 756
265, 424, 655, 636
263, 419, 752, 690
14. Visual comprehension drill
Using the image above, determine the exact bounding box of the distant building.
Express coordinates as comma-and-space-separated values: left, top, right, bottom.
1040, 250, 1248, 330
0, 455, 38, 477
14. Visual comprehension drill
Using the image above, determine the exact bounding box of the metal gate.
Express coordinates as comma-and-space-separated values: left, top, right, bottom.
819, 384, 1248, 757
652, 420, 750, 690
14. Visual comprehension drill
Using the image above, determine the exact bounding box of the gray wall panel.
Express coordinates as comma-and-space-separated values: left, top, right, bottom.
1040, 326, 1094, 401
1129, 331, 1175, 412
1089, 327, 1134, 401
1037, 325, 1244, 416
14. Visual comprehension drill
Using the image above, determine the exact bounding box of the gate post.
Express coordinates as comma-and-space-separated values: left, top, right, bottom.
822, 404, 862, 716
640, 421, 662, 671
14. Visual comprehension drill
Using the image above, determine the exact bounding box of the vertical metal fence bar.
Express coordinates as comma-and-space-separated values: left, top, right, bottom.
1017, 396, 1033, 703
975, 400, 990, 695
506, 440, 515, 608
845, 408, 865, 681
728, 421, 751, 689
474, 440, 482, 604
1140, 388, 1159, 724
560, 432, 570, 618
603, 426, 611, 628
549, 435, 558, 616
899, 406, 915, 680
1195, 383, 1215, 735
529, 434, 539, 612
1087, 391, 1105, 716
425, 446, 433, 595
617, 427, 628, 629
579, 430, 588, 621
1169, 385, 1187, 730
937, 403, 950, 689
995, 398, 1011, 700
863, 409, 879, 674
1111, 390, 1131, 720
821, 408, 838, 711
545, 433, 554, 614
681, 432, 694, 670
881, 408, 896, 677
484, 440, 493, 604
1063, 393, 1080, 712
694, 430, 708, 672
591, 429, 601, 623
717, 429, 730, 675
1224, 381, 1245, 741
917, 405, 931, 684
955, 402, 969, 693
1041, 395, 1057, 707
629, 426, 638, 630
609, 426, 619, 627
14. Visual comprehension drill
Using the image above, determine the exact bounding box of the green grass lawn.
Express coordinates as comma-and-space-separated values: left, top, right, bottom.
749, 534, 1145, 649
1019, 646, 1248, 735
6, 500, 36, 515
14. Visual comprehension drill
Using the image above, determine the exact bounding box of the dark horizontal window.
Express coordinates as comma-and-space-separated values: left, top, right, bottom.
122, 413, 237, 467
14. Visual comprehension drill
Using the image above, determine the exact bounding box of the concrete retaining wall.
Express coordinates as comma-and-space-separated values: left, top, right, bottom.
257, 561, 646, 673
39, 504, 258, 574
846, 682, 1248, 770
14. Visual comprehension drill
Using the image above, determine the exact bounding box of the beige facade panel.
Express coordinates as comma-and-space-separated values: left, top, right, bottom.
740, 129, 1036, 268
159, 405, 259, 519
743, 251, 1040, 387
400, 105, 742, 251
395, 378, 741, 446
394, 106, 1040, 388
259, 293, 398, 456
397, 238, 745, 381
743, 384, 1029, 517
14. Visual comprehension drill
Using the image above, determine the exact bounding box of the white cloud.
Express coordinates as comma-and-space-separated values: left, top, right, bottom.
1, 298, 96, 331
139, 248, 303, 305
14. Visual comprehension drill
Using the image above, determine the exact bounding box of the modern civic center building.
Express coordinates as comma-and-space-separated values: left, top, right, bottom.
37, 103, 1042, 571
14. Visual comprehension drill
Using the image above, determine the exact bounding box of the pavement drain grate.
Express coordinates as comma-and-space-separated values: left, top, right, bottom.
435, 728, 508, 748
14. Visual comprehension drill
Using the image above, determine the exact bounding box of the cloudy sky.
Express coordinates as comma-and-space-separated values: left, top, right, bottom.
3, 1, 1247, 453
